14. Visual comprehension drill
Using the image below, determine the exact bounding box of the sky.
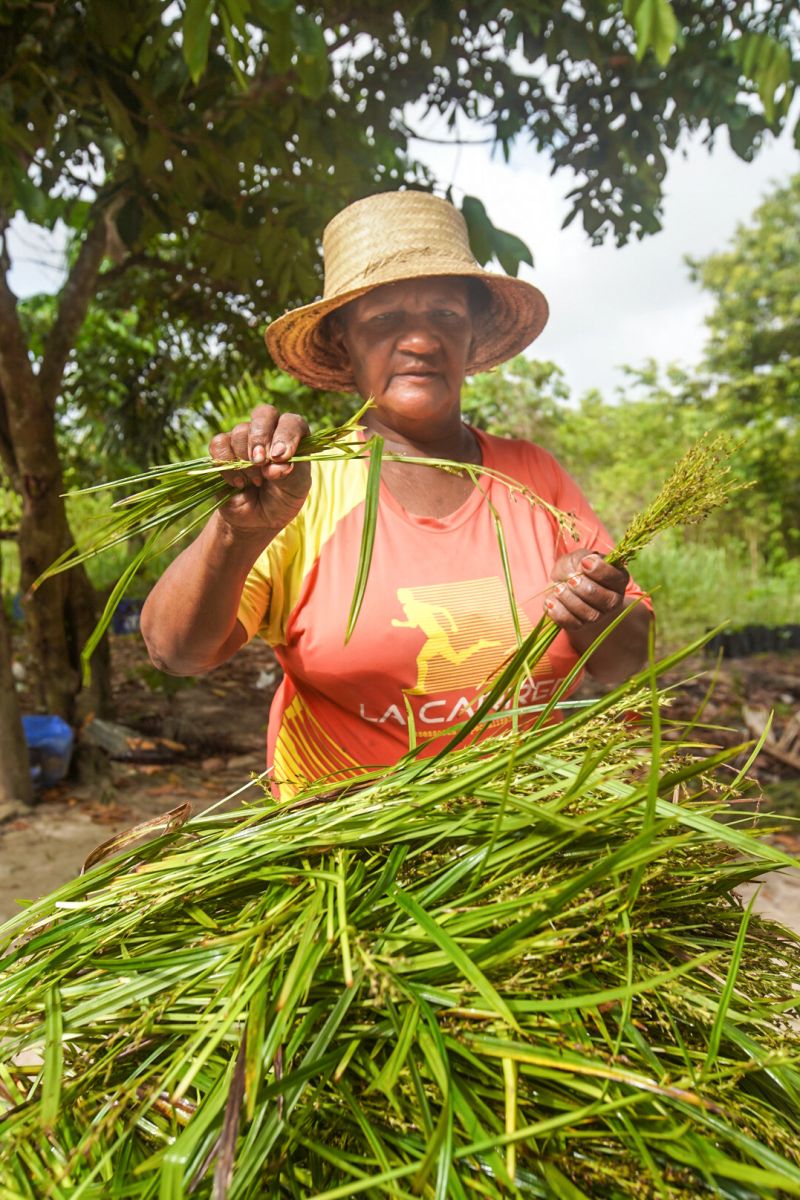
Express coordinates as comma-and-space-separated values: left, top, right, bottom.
410, 111, 799, 397
8, 101, 799, 401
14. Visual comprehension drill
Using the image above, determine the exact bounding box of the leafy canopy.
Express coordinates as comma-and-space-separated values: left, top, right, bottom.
2, 0, 797, 481
1, 1, 798, 297
687, 173, 800, 561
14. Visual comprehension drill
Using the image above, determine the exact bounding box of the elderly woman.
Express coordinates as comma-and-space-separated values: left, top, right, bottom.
141, 192, 652, 796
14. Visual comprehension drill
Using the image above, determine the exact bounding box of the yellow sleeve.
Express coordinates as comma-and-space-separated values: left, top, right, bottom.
236, 517, 302, 645
236, 452, 367, 646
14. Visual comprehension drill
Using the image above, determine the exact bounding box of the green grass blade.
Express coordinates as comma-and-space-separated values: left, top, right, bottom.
79, 528, 160, 683
345, 434, 383, 643
703, 890, 758, 1077
40, 984, 63, 1131
389, 885, 521, 1032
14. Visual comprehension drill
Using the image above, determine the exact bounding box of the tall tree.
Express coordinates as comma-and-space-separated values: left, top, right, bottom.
0, 0, 797, 742
687, 173, 800, 562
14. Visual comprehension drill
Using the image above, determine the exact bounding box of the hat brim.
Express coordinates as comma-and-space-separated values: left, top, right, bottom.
264, 269, 549, 392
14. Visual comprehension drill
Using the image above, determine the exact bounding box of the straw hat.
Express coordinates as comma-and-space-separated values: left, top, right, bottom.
265, 191, 549, 391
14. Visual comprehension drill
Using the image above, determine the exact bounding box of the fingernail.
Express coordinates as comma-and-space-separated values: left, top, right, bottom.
271, 441, 286, 459
544, 598, 554, 610
581, 555, 598, 570
251, 445, 266, 464
568, 575, 581, 588
554, 583, 565, 595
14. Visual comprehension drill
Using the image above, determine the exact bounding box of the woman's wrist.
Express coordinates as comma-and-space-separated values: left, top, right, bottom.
208, 509, 280, 560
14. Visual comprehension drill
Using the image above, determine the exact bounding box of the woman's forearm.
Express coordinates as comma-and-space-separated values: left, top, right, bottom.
140, 511, 277, 675
567, 601, 654, 684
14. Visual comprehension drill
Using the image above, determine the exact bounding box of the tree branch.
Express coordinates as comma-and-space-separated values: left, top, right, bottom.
98, 252, 242, 298
0, 215, 40, 425
38, 195, 125, 409
398, 121, 495, 146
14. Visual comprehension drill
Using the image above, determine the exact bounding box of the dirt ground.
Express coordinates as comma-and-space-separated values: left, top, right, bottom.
0, 634, 280, 923
2, 633, 799, 932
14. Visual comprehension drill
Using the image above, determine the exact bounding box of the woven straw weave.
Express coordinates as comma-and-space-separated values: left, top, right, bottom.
265, 191, 549, 391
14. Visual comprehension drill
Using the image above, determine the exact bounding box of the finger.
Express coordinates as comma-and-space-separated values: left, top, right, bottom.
229, 421, 252, 462
563, 570, 626, 617
209, 431, 249, 490
229, 422, 262, 486
247, 405, 280, 465
544, 581, 604, 630
550, 550, 586, 584
208, 431, 235, 463
262, 459, 295, 481
268, 413, 310, 463
577, 552, 629, 594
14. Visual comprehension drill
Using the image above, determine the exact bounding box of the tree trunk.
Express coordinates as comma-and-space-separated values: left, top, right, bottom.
18, 483, 113, 723
0, 560, 33, 806
0, 204, 114, 725
4, 343, 113, 723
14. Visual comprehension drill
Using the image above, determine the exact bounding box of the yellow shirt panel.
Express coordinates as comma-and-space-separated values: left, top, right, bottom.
237, 450, 367, 646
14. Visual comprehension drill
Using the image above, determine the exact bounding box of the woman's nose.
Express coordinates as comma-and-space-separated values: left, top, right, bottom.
395, 318, 440, 355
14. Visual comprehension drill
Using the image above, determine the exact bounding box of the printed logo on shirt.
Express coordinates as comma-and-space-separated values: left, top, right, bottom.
389, 576, 539, 693
359, 671, 560, 730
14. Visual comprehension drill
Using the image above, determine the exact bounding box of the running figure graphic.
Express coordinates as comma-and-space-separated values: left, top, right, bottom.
391, 588, 500, 694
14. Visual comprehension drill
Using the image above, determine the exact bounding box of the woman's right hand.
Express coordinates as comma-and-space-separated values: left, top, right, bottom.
209, 405, 312, 537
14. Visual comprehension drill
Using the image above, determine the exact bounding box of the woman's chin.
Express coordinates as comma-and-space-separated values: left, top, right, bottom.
377, 380, 456, 424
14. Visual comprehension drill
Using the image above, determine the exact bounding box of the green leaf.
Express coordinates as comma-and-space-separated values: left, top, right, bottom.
703, 891, 757, 1076
296, 52, 329, 100
219, 4, 248, 89
292, 11, 330, 99
461, 194, 494, 265
541, 1161, 591, 1200
389, 884, 521, 1031
625, 0, 679, 66
369, 1002, 419, 1096
182, 0, 214, 83
344, 435, 382, 643
7, 160, 48, 223
491, 227, 534, 277
462, 195, 533, 275
40, 985, 63, 1131
291, 10, 325, 59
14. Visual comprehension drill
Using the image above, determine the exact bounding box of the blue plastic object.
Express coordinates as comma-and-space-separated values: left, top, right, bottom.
111, 598, 142, 635
22, 714, 74, 788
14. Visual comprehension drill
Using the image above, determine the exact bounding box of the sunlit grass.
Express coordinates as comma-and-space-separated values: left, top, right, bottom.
636, 536, 800, 648
1, 644, 799, 1197
2, 428, 799, 1196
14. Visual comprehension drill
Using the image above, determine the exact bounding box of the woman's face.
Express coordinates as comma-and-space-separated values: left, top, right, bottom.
334, 277, 474, 436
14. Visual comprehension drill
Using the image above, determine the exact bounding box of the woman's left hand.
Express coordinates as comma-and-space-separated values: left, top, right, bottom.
545, 550, 629, 632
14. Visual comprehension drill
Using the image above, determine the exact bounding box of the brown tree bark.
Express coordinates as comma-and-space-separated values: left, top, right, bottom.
0, 206, 115, 723
0, 558, 33, 806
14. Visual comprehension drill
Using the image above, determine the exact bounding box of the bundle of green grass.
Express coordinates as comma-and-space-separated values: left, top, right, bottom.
4, 432, 800, 1197
1, 656, 800, 1199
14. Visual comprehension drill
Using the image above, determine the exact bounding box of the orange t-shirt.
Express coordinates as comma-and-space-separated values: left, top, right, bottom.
237, 429, 650, 798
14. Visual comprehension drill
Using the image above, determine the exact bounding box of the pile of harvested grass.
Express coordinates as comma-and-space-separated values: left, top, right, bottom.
1, 650, 799, 1198
5, 424, 791, 1197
